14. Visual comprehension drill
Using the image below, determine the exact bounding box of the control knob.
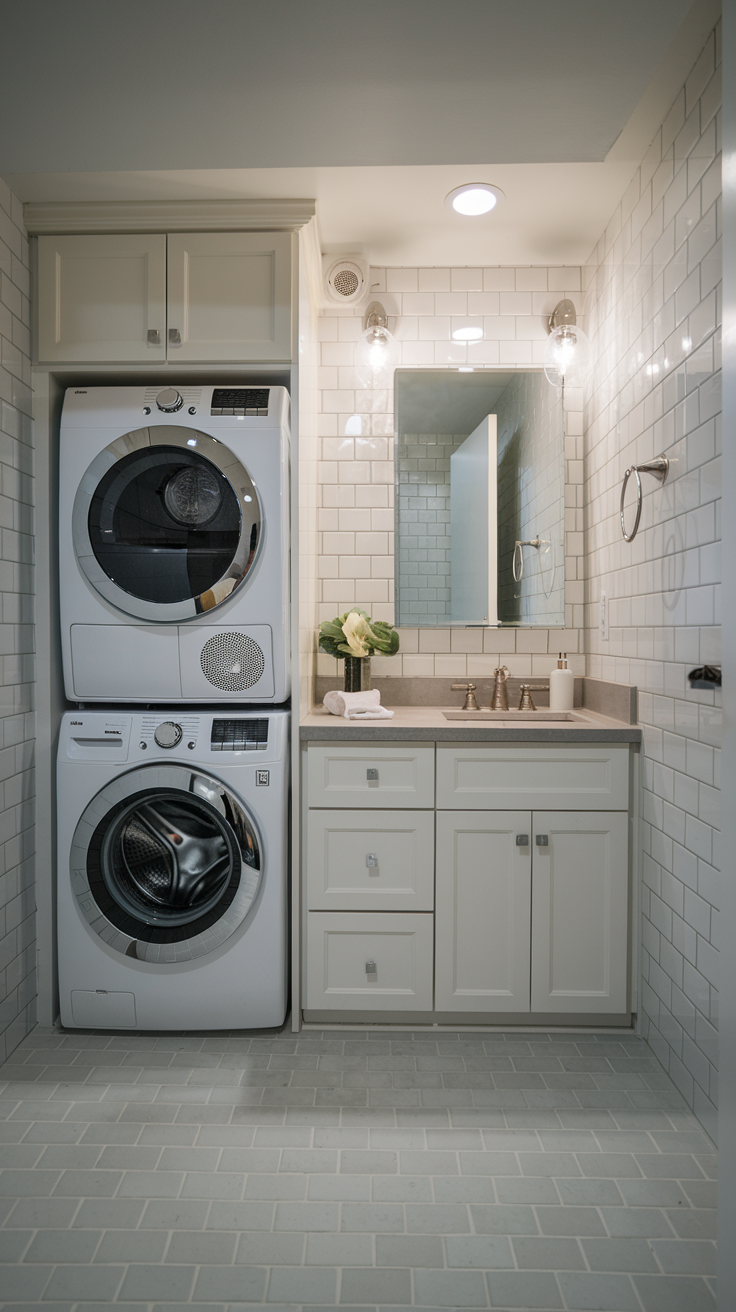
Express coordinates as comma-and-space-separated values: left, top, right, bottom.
154, 721, 183, 749
156, 388, 183, 413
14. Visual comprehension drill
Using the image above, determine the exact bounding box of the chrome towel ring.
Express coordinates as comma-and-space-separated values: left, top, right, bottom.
620, 455, 669, 542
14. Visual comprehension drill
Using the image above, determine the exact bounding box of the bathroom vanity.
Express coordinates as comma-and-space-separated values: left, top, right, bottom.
299, 698, 641, 1027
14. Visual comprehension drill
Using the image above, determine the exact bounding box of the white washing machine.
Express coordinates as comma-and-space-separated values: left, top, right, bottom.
59, 384, 290, 703
57, 708, 289, 1031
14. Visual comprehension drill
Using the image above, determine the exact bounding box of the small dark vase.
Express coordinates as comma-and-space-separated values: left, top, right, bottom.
343, 656, 371, 693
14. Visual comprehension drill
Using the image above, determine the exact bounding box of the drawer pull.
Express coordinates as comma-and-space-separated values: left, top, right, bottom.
516, 834, 529, 846
366, 768, 378, 782
365, 959, 377, 974
365, 853, 378, 869
169, 327, 182, 345
147, 328, 161, 345
536, 834, 549, 847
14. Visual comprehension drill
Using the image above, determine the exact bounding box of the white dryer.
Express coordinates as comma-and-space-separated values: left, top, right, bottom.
57, 708, 289, 1031
59, 384, 290, 703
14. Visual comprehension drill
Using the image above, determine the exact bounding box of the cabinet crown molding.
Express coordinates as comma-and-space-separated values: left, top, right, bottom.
25, 198, 316, 235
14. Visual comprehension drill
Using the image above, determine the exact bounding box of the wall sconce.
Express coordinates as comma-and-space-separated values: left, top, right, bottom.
356, 301, 400, 387
544, 299, 589, 389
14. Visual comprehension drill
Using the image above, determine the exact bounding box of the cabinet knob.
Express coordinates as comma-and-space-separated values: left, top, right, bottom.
147, 328, 161, 345
366, 768, 378, 782
365, 853, 378, 869
169, 328, 182, 345
516, 835, 529, 846
536, 834, 549, 846
365, 960, 377, 974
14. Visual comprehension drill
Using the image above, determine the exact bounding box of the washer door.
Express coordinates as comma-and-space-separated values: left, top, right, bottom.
72, 425, 262, 622
70, 765, 262, 962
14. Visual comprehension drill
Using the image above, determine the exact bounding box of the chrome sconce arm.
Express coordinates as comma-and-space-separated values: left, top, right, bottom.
620, 455, 669, 542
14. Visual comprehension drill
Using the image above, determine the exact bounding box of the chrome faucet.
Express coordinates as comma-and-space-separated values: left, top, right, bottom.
490, 666, 510, 711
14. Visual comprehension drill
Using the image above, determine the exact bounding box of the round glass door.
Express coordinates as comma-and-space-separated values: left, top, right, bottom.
72, 426, 262, 622
70, 765, 262, 963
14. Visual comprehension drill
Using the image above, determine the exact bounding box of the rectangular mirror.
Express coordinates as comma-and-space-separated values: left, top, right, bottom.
395, 369, 565, 628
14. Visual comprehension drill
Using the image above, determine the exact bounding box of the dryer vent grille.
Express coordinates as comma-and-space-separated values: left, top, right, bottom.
200, 632, 265, 691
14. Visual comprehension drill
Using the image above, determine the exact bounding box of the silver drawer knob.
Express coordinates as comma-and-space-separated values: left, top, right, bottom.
516, 835, 529, 846
536, 834, 549, 847
365, 960, 377, 974
366, 768, 378, 782
365, 854, 378, 869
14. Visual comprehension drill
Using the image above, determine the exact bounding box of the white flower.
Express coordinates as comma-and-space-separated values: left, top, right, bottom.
342, 611, 371, 657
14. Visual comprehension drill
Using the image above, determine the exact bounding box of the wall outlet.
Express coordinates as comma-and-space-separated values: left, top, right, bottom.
599, 591, 609, 641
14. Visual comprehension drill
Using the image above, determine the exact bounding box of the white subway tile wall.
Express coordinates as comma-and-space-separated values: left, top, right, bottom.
584, 25, 721, 1139
316, 268, 585, 684
0, 178, 35, 1064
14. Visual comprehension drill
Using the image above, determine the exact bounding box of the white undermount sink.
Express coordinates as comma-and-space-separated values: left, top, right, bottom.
442, 709, 589, 722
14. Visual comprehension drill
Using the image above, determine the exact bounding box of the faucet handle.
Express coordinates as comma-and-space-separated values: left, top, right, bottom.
493, 665, 509, 681
451, 682, 478, 711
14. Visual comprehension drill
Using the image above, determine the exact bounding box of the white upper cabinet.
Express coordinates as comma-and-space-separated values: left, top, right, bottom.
167, 232, 292, 362
37, 235, 167, 364
36, 230, 293, 365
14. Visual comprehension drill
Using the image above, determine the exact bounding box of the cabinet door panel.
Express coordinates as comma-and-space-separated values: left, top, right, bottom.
531, 812, 629, 1013
435, 811, 531, 1012
167, 232, 292, 361
436, 744, 629, 811
307, 743, 435, 809
37, 234, 166, 363
307, 810, 434, 911
306, 912, 433, 1011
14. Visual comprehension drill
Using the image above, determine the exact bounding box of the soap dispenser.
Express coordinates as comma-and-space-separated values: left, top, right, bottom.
549, 652, 574, 711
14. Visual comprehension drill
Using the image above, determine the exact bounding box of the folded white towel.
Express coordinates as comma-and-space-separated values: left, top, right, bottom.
323, 688, 394, 719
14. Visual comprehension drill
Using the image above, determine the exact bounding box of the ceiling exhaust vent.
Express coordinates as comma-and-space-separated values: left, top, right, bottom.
323, 254, 369, 307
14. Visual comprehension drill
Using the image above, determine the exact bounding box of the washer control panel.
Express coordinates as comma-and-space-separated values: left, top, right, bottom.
138, 714, 200, 754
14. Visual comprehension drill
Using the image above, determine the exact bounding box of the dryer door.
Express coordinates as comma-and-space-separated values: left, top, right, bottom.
70, 765, 262, 962
72, 425, 262, 622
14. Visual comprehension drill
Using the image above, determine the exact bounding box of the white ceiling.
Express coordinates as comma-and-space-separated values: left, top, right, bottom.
3, 0, 718, 267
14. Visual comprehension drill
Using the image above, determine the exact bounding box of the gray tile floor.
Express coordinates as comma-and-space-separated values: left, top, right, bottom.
0, 1025, 717, 1310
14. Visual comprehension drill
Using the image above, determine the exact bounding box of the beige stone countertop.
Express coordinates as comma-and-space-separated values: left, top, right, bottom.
299, 705, 642, 743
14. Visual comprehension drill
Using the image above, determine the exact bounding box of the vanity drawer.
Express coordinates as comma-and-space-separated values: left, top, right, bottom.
306, 912, 434, 1011
307, 743, 434, 808
436, 744, 629, 811
307, 810, 435, 911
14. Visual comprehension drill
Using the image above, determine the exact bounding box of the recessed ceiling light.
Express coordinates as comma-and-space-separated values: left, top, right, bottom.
452, 326, 484, 342
446, 183, 504, 216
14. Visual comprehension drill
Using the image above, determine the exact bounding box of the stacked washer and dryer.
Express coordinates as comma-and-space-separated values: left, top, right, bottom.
56, 385, 291, 1031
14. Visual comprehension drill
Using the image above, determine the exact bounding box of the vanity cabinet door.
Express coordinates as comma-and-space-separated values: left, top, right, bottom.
307, 743, 435, 809
167, 231, 293, 361
306, 912, 434, 1011
435, 811, 531, 1013
436, 744, 629, 811
307, 810, 435, 911
36, 234, 167, 363
530, 812, 629, 1014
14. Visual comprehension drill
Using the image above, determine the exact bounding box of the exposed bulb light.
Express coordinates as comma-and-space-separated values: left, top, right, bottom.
355, 301, 400, 387
452, 326, 483, 342
544, 300, 589, 390
446, 183, 504, 216
544, 324, 589, 389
